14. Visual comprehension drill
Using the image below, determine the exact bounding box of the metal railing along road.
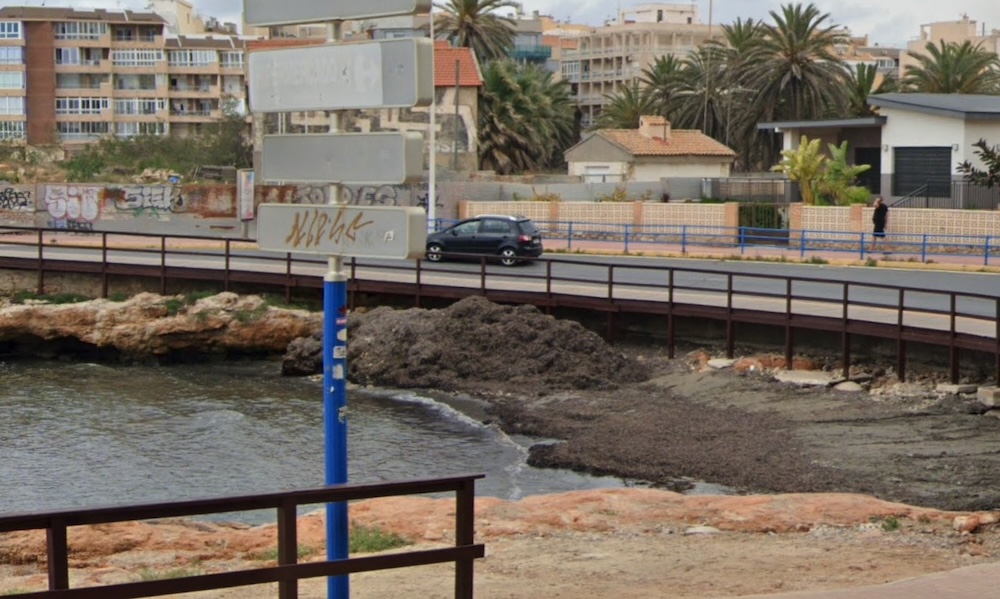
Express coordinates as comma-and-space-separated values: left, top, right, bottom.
0, 475, 484, 599
0, 226, 998, 383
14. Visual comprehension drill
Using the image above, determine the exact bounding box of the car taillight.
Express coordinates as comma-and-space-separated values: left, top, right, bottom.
519, 234, 532, 243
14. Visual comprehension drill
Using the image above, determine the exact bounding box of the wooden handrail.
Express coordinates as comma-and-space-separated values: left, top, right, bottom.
0, 475, 485, 599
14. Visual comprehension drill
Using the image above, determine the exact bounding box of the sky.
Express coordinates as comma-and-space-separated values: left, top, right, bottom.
29, 0, 1000, 47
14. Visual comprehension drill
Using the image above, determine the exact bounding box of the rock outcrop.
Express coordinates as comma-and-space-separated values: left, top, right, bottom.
0, 292, 322, 359
283, 296, 651, 392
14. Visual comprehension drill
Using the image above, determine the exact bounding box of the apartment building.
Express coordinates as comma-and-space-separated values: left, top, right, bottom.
0, 5, 248, 149
560, 4, 723, 128
901, 15, 1000, 78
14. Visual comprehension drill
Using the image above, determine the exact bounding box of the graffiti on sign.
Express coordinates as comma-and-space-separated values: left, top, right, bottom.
109, 186, 187, 215
283, 207, 375, 251
44, 186, 101, 231
291, 186, 328, 205
0, 187, 31, 211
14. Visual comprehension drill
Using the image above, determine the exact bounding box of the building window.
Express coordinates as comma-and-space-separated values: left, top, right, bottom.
55, 47, 81, 66
54, 21, 106, 40
58, 121, 109, 140
0, 21, 22, 40
113, 27, 135, 42
114, 74, 158, 90
0, 71, 25, 89
168, 50, 218, 67
56, 73, 107, 89
0, 121, 25, 140
114, 98, 164, 115
111, 49, 164, 67
55, 97, 109, 115
0, 96, 25, 116
221, 75, 243, 95
138, 27, 159, 42
0, 47, 23, 65
115, 121, 165, 137
219, 51, 243, 68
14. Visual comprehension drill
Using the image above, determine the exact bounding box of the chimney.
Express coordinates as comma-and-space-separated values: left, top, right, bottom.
638, 115, 670, 140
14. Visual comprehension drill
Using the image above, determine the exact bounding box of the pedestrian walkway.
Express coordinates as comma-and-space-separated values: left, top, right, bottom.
737, 561, 1000, 599
542, 236, 999, 272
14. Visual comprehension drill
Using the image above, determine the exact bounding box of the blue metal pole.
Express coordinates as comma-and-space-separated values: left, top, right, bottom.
567, 221, 573, 250
859, 233, 866, 260
681, 225, 687, 254
624, 224, 630, 254
739, 226, 745, 254
324, 269, 349, 599
921, 235, 927, 263
986, 236, 992, 266
800, 230, 807, 259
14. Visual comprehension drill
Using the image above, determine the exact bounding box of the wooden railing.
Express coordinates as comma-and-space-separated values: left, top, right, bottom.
0, 226, 999, 384
0, 475, 485, 599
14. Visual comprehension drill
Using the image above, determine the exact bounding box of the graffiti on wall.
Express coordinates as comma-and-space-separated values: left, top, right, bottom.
106, 185, 187, 216
285, 184, 440, 209
0, 187, 31, 211
44, 185, 101, 232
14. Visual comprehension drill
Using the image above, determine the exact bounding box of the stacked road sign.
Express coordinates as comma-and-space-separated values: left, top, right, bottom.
247, 0, 432, 259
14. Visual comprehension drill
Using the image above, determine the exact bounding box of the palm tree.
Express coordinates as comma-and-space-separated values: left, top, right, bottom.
477, 60, 576, 174
592, 82, 658, 130
640, 55, 683, 118
902, 40, 1000, 94
845, 63, 897, 117
713, 18, 766, 169
742, 3, 850, 122
665, 48, 728, 139
434, 0, 518, 63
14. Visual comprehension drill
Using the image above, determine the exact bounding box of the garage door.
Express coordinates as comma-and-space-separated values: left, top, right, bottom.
893, 147, 951, 197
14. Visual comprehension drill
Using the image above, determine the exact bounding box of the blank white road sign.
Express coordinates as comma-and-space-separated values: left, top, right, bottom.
248, 38, 433, 113
257, 204, 427, 260
261, 133, 424, 185
243, 0, 432, 27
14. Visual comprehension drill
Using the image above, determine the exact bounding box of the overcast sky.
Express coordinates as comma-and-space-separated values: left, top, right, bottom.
40, 0, 1000, 47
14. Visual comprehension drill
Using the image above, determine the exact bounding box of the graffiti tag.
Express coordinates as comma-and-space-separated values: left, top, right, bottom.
111, 186, 187, 215
0, 187, 31, 211
282, 207, 374, 250
44, 186, 101, 224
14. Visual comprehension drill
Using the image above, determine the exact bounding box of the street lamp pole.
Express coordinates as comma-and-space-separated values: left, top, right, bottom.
702, 0, 714, 135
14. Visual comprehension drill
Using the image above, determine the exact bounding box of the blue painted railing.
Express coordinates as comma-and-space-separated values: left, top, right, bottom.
436, 219, 1000, 266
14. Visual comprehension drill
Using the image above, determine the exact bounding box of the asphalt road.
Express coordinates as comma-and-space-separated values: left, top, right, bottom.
2, 240, 997, 325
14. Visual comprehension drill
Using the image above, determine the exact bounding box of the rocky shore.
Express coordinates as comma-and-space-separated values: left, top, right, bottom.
5, 292, 1000, 597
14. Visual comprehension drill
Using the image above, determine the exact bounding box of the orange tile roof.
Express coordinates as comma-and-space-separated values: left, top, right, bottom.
247, 38, 482, 88
434, 45, 483, 87
600, 129, 736, 157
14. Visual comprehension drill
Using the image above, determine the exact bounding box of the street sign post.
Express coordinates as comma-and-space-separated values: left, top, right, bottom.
244, 0, 432, 27
257, 204, 426, 259
248, 39, 434, 113
248, 2, 435, 596
261, 133, 424, 185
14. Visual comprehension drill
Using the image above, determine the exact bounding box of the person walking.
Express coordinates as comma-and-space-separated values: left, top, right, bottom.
871, 196, 888, 250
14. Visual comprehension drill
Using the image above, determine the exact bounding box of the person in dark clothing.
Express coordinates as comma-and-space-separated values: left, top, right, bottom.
871, 196, 888, 249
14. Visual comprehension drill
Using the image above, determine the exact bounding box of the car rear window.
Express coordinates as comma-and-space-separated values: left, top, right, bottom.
517, 220, 539, 235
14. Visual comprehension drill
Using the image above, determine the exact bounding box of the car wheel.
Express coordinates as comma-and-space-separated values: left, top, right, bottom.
426, 243, 443, 262
499, 247, 518, 267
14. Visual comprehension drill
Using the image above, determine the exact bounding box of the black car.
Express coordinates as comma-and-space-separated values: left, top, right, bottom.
425, 215, 543, 266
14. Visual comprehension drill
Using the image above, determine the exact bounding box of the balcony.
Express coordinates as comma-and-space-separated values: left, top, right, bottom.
169, 108, 217, 122
54, 59, 107, 72
509, 44, 552, 61
167, 85, 218, 98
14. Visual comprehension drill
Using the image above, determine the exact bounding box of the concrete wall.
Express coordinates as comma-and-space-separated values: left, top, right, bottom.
793, 204, 1000, 243
7, 181, 1000, 243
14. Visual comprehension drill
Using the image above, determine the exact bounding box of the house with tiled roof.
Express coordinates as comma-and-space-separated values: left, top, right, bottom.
565, 116, 736, 182
246, 39, 483, 171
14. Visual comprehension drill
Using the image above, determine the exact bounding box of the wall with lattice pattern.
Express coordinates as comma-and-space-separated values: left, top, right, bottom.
801, 207, 853, 240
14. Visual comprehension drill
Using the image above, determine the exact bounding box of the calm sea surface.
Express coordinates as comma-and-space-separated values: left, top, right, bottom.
0, 359, 629, 518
